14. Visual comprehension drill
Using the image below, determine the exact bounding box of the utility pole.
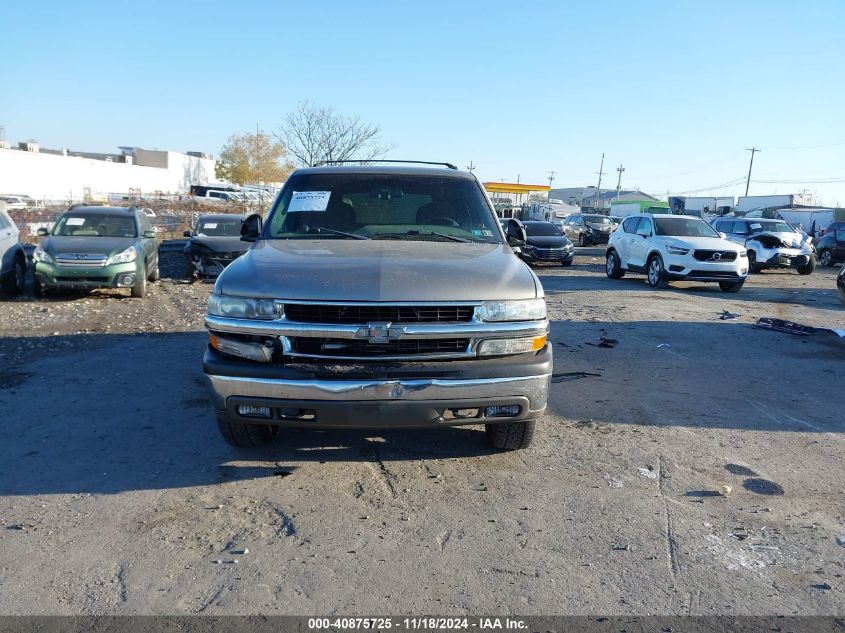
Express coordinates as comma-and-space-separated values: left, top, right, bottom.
615, 164, 625, 199
744, 147, 760, 197
466, 160, 475, 173
548, 170, 556, 189
594, 153, 605, 209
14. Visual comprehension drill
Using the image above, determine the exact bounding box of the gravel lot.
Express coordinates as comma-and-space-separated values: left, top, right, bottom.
0, 248, 843, 615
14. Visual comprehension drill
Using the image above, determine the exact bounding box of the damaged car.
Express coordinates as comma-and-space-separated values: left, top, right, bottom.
184, 214, 248, 279
712, 218, 816, 275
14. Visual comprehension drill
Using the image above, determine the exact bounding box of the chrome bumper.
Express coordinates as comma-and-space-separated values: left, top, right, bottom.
205, 373, 551, 428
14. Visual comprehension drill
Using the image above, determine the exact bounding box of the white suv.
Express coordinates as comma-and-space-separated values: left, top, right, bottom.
605, 213, 748, 292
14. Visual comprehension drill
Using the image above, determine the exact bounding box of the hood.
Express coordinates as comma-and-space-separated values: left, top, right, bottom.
586, 222, 613, 231
653, 236, 742, 251
525, 235, 571, 248
42, 236, 137, 256
189, 235, 248, 253
747, 231, 810, 249
216, 239, 540, 302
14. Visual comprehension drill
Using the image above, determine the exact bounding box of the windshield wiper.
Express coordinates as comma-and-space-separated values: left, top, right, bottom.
371, 230, 470, 243
309, 227, 370, 240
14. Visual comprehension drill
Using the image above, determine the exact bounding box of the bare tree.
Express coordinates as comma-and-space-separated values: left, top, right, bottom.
277, 101, 392, 167
216, 131, 294, 185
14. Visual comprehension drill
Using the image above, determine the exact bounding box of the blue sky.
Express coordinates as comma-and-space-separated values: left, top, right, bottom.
2, 0, 844, 204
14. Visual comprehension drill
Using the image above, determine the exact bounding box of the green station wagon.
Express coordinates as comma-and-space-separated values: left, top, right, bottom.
33, 206, 159, 297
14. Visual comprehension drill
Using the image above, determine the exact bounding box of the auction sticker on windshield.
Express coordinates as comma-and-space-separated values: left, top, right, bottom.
66, 217, 86, 226
289, 191, 331, 212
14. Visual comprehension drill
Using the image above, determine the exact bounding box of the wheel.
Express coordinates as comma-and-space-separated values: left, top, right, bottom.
605, 250, 625, 279
148, 259, 160, 282
747, 250, 761, 273
217, 413, 275, 447
578, 233, 586, 247
797, 256, 816, 275
719, 279, 745, 293
646, 255, 669, 288
131, 272, 147, 298
2, 256, 25, 295
819, 249, 833, 267
561, 259, 573, 267
485, 420, 535, 450
33, 277, 50, 298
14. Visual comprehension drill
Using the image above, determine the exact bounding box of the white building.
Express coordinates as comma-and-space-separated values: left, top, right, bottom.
0, 144, 216, 202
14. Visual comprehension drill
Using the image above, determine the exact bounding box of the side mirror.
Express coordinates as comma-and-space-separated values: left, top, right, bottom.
143, 230, 156, 239
636, 229, 650, 238
37, 227, 49, 237
241, 213, 262, 242
719, 232, 728, 239
183, 230, 192, 238
506, 218, 526, 247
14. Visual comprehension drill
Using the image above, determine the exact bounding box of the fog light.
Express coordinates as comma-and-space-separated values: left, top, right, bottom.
118, 273, 136, 286
209, 333, 273, 362
485, 405, 520, 418
477, 335, 547, 356
237, 405, 271, 419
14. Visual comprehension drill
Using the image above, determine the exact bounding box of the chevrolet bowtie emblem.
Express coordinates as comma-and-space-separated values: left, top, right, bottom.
357, 322, 405, 343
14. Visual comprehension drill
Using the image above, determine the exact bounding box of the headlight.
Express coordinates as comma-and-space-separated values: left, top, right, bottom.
665, 246, 690, 255
207, 293, 277, 319
32, 245, 53, 263
106, 246, 137, 265
479, 299, 546, 322
739, 250, 748, 258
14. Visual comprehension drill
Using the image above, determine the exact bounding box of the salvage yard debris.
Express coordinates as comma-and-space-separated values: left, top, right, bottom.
754, 317, 845, 337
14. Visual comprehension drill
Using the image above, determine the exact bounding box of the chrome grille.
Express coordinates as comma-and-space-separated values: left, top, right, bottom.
289, 337, 471, 359
55, 254, 108, 268
284, 304, 475, 324
693, 250, 737, 262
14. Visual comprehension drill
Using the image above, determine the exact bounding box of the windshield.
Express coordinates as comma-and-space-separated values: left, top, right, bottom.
52, 214, 137, 238
583, 215, 613, 225
196, 218, 243, 236
525, 222, 562, 236
654, 217, 720, 238
749, 221, 793, 234
266, 173, 501, 243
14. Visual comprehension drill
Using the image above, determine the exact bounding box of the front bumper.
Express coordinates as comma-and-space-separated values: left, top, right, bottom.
584, 232, 610, 245
204, 344, 552, 428
761, 251, 811, 269
34, 261, 140, 289
662, 253, 747, 282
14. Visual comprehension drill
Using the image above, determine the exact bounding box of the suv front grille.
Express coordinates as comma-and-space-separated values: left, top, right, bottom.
284, 304, 475, 324
693, 250, 737, 262
290, 337, 470, 358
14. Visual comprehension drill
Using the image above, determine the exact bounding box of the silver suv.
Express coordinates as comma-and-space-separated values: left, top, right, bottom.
202, 162, 552, 450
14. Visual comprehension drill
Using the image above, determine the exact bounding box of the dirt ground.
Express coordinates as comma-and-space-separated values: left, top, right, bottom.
0, 248, 843, 615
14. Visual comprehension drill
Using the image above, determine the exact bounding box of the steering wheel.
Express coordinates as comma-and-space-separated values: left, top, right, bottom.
428, 216, 460, 228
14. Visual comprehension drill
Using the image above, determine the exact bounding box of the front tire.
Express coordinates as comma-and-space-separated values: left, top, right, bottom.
131, 272, 147, 298
719, 279, 745, 293
33, 277, 50, 298
606, 250, 625, 278
485, 420, 535, 450
747, 250, 761, 273
561, 259, 573, 267
819, 249, 833, 267
2, 257, 25, 295
578, 233, 586, 247
148, 259, 160, 282
217, 413, 275, 447
647, 255, 669, 288
797, 256, 816, 275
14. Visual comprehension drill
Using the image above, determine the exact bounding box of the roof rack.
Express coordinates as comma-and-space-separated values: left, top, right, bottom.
313, 159, 458, 170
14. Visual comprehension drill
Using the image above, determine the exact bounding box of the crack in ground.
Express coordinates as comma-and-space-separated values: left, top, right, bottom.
371, 445, 398, 499
195, 586, 225, 613
116, 565, 128, 603
659, 455, 681, 582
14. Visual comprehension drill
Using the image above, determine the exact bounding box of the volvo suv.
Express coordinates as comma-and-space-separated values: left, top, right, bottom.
605, 214, 747, 292
202, 162, 552, 450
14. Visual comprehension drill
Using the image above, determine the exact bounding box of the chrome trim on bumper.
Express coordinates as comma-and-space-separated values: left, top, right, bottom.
205, 373, 551, 412
205, 315, 549, 340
